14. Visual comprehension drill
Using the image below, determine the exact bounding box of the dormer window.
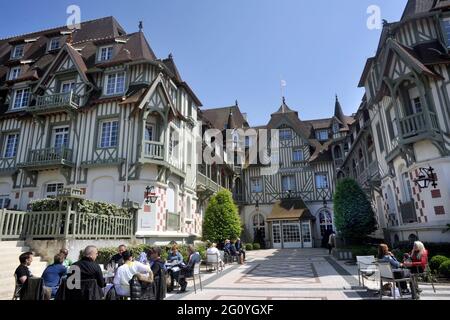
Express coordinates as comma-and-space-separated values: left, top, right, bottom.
332, 123, 339, 134
11, 44, 25, 59
105, 72, 125, 95
279, 128, 292, 140
316, 129, 328, 141
9, 67, 21, 80
12, 88, 30, 110
49, 38, 60, 51
99, 46, 113, 62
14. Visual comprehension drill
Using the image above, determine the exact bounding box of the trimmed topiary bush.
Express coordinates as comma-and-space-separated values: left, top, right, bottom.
438, 260, 450, 278
202, 190, 241, 243
430, 255, 449, 272
245, 243, 253, 251
333, 178, 377, 244
253, 243, 261, 250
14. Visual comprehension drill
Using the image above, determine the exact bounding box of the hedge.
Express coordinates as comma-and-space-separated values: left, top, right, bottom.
30, 198, 131, 217
245, 243, 253, 251
253, 243, 261, 250
429, 255, 449, 272
84, 243, 208, 266
438, 260, 450, 278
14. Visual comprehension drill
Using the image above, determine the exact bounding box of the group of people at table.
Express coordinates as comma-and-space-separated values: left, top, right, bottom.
14, 243, 205, 300
376, 241, 429, 298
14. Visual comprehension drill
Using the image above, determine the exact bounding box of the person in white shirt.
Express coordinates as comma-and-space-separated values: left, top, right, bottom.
113, 251, 152, 297
206, 243, 224, 269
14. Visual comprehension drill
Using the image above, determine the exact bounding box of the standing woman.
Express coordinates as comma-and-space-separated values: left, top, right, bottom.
328, 231, 336, 255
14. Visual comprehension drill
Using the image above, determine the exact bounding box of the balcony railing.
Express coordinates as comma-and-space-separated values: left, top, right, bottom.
400, 111, 440, 139
197, 172, 221, 193
32, 92, 80, 113
166, 212, 180, 231
19, 147, 73, 168
400, 200, 417, 224
143, 141, 164, 160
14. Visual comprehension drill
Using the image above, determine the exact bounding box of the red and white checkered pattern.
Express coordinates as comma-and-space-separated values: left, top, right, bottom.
411, 170, 427, 223
156, 187, 167, 232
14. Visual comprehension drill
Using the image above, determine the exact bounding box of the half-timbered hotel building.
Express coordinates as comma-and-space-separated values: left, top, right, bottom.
344, 0, 450, 244
236, 98, 354, 249
0, 17, 215, 244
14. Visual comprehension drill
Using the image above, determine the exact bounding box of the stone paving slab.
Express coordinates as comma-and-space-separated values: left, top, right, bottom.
166, 248, 450, 301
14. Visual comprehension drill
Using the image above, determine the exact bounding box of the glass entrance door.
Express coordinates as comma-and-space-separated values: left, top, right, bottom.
282, 221, 302, 248
301, 221, 313, 248
272, 223, 282, 249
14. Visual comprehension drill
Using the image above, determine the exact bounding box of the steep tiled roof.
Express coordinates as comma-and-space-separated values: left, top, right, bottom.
202, 105, 249, 130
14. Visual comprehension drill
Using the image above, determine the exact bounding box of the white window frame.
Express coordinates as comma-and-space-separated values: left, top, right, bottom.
45, 183, 64, 199
3, 133, 19, 158
98, 46, 113, 62
145, 123, 155, 141
412, 97, 422, 114
12, 44, 25, 59
281, 175, 296, 192
316, 129, 328, 141
315, 173, 329, 189
60, 80, 76, 94
250, 177, 263, 193
0, 195, 10, 209
442, 17, 450, 47
293, 148, 304, 162
48, 37, 60, 51
279, 128, 292, 140
98, 119, 119, 148
9, 66, 21, 80
104, 72, 126, 96
51, 126, 69, 150
12, 88, 30, 110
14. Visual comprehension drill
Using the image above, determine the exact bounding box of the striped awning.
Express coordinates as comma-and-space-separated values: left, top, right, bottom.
266, 199, 315, 222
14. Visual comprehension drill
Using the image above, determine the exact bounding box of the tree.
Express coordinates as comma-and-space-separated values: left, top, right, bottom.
202, 189, 242, 243
333, 178, 377, 244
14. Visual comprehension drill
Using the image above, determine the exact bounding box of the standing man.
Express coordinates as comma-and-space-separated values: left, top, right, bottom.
328, 231, 336, 255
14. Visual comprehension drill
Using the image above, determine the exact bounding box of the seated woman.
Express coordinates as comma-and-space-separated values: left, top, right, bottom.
403, 241, 428, 274
167, 245, 183, 292
113, 251, 152, 297
206, 243, 225, 269
378, 244, 410, 294
42, 253, 67, 298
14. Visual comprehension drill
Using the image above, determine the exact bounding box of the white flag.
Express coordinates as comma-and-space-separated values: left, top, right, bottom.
281, 80, 287, 87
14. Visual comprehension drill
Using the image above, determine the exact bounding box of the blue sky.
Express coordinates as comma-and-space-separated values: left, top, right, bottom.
0, 0, 408, 125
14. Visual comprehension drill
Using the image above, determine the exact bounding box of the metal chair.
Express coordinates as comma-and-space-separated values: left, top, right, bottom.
378, 263, 415, 300
184, 262, 203, 294
12, 274, 22, 300
205, 253, 223, 273
356, 256, 377, 287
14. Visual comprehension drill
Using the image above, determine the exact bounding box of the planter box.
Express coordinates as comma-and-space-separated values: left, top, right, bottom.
333, 249, 353, 260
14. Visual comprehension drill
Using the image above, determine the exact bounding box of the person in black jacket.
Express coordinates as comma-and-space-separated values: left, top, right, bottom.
72, 246, 105, 288
149, 247, 166, 300
108, 244, 127, 268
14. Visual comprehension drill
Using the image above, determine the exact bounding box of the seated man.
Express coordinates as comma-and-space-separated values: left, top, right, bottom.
72, 245, 105, 289
108, 244, 127, 268
113, 250, 152, 297
149, 247, 167, 300
178, 245, 201, 293
42, 253, 67, 298
59, 248, 73, 269
223, 239, 238, 262
15, 252, 34, 295
206, 243, 224, 270
234, 238, 245, 264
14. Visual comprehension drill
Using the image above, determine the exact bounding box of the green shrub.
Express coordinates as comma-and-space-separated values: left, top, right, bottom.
430, 255, 449, 272
245, 243, 253, 251
438, 260, 450, 278
202, 190, 241, 243
253, 243, 261, 250
333, 178, 377, 244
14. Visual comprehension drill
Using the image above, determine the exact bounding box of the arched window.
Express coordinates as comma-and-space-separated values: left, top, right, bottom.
252, 214, 265, 238
186, 197, 191, 219
319, 210, 333, 236
167, 183, 176, 213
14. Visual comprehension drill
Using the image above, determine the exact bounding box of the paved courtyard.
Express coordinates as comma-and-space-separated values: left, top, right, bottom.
167, 249, 450, 300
